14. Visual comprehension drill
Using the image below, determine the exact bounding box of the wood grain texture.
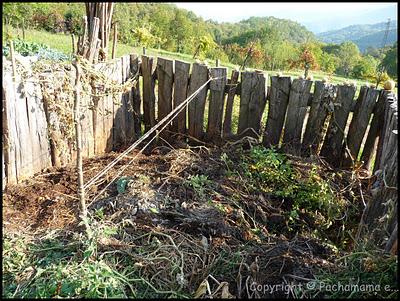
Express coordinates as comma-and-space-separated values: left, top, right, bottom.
223, 70, 239, 137
282, 78, 313, 152
130, 54, 142, 137
238, 71, 267, 138
3, 72, 52, 184
302, 81, 336, 155
320, 84, 356, 167
121, 55, 135, 144
362, 96, 397, 245
111, 58, 125, 150
206, 67, 227, 141
92, 61, 113, 154
157, 57, 174, 139
263, 76, 291, 147
173, 60, 190, 134
360, 90, 389, 170
342, 86, 379, 167
141, 55, 156, 132
187, 62, 209, 139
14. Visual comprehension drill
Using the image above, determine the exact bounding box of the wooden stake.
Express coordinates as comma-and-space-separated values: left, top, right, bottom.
71, 34, 76, 54
112, 22, 117, 59
143, 47, 146, 55
9, 40, 17, 81
72, 60, 90, 234
22, 20, 25, 40
216, 59, 220, 67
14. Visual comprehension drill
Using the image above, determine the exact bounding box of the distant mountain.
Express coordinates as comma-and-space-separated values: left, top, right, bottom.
317, 21, 398, 52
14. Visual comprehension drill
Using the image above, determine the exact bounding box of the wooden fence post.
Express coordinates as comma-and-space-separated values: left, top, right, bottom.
72, 60, 89, 234
263, 76, 291, 147
302, 81, 336, 155
188, 62, 209, 140
342, 86, 379, 168
358, 97, 397, 248
223, 69, 239, 137
9, 40, 17, 81
157, 57, 174, 139
238, 71, 267, 139
141, 55, 156, 132
112, 22, 117, 59
282, 78, 313, 153
319, 84, 356, 167
173, 60, 190, 134
71, 34, 76, 54
206, 67, 227, 142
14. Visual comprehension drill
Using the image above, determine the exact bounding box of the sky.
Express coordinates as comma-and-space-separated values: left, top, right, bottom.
175, 2, 398, 33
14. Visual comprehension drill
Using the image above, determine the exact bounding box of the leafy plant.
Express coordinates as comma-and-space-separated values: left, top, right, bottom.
301, 250, 398, 298
3, 39, 69, 61
242, 145, 346, 233
185, 174, 213, 201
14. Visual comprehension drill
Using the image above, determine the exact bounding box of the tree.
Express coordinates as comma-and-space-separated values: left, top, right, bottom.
192, 35, 216, 59
381, 42, 397, 79
319, 52, 337, 74
289, 43, 319, 77
352, 55, 378, 82
132, 26, 157, 48
170, 9, 193, 53
335, 41, 361, 77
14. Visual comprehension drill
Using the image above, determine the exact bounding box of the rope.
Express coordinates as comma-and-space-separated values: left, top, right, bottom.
84, 75, 221, 191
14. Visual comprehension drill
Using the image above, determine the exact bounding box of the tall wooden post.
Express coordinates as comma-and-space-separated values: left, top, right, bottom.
71, 34, 76, 54
9, 41, 17, 81
112, 22, 118, 59
72, 60, 90, 234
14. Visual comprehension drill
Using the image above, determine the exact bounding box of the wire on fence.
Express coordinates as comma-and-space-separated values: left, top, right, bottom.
84, 75, 225, 200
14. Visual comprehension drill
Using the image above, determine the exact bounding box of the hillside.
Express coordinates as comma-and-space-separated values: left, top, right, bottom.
317, 21, 398, 51
211, 16, 315, 45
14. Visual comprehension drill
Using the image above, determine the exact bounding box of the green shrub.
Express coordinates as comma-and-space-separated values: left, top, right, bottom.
242, 146, 346, 231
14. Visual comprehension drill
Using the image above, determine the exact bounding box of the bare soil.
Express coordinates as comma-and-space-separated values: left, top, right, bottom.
3, 142, 365, 298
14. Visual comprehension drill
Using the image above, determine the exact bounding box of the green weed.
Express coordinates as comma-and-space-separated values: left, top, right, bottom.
185, 174, 213, 201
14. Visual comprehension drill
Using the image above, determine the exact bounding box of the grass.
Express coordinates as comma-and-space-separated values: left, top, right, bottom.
3, 26, 374, 88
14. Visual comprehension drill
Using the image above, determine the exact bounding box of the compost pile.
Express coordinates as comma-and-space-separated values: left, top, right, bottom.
3, 140, 377, 298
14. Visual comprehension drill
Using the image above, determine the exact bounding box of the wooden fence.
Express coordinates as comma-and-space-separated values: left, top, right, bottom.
2, 53, 397, 190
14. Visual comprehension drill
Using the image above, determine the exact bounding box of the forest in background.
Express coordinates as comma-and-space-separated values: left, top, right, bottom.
2, 2, 398, 81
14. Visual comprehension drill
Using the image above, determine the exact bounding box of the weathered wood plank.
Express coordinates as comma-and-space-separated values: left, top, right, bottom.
130, 54, 142, 137
373, 91, 397, 173
361, 97, 397, 246
25, 79, 52, 171
3, 72, 52, 184
188, 62, 209, 140
342, 86, 379, 167
237, 71, 267, 138
141, 55, 156, 132
302, 81, 336, 155
92, 62, 108, 154
2, 87, 9, 187
320, 84, 356, 167
157, 57, 174, 139
121, 54, 135, 144
282, 78, 313, 152
223, 70, 239, 137
173, 60, 190, 134
111, 58, 125, 150
206, 67, 227, 141
360, 90, 389, 170
262, 76, 291, 147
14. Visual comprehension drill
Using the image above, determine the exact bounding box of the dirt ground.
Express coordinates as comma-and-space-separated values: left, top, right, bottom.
3, 141, 366, 298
